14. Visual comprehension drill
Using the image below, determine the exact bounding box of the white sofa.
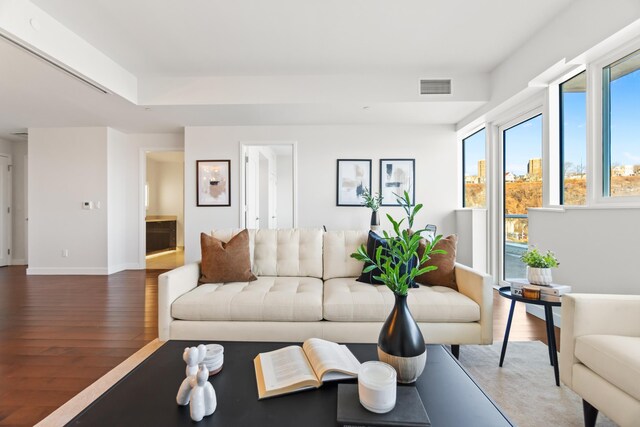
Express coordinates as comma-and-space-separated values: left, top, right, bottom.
560, 294, 640, 427
159, 229, 493, 349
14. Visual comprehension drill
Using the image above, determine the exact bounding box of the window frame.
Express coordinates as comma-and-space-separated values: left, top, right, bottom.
558, 70, 587, 206
591, 37, 640, 206
461, 127, 487, 208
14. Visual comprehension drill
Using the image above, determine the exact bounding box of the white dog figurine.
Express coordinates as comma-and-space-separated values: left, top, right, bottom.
176, 346, 202, 405
189, 364, 216, 422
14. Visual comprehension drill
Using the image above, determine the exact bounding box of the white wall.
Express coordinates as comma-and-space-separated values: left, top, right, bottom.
184, 125, 457, 263
107, 128, 133, 273
26, 128, 183, 274
28, 127, 109, 274
529, 208, 640, 295
146, 155, 184, 246
276, 153, 293, 228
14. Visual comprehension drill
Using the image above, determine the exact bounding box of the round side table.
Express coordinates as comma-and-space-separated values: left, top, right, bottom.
498, 286, 562, 386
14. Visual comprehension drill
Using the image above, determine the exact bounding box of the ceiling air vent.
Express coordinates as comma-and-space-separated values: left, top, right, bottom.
420, 79, 451, 95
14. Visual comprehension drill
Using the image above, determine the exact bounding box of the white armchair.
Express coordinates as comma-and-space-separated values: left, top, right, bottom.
560, 294, 640, 427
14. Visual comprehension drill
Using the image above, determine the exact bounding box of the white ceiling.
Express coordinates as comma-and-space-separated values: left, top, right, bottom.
0, 0, 578, 139
29, 0, 574, 76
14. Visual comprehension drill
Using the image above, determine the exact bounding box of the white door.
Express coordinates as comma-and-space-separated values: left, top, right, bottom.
0, 155, 10, 267
268, 168, 277, 229
242, 143, 294, 229
258, 152, 269, 229
244, 148, 260, 229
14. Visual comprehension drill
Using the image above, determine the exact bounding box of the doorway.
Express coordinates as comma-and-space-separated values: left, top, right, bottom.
144, 151, 184, 269
241, 143, 295, 229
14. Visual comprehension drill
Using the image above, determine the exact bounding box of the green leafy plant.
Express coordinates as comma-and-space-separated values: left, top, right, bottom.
351, 191, 445, 296
520, 247, 559, 268
361, 188, 383, 212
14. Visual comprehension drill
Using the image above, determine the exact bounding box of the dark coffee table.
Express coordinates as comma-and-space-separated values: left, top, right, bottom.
66, 341, 513, 427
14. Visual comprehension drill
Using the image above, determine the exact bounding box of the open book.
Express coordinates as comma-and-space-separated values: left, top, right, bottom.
254, 338, 361, 399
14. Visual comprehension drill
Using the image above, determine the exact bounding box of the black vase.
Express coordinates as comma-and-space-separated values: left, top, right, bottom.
370, 210, 380, 230
377, 293, 427, 383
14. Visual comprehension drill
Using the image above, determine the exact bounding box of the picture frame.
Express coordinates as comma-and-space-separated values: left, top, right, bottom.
380, 158, 415, 206
197, 160, 231, 207
336, 159, 372, 206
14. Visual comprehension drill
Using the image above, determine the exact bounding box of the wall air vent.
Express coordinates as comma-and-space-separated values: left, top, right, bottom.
420, 79, 451, 95
11, 132, 28, 137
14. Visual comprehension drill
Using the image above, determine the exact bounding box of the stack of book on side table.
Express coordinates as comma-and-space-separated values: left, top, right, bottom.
509, 279, 571, 302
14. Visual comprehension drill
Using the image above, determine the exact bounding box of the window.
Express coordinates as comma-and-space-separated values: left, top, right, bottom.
559, 71, 587, 205
603, 48, 640, 197
503, 114, 543, 279
462, 128, 486, 207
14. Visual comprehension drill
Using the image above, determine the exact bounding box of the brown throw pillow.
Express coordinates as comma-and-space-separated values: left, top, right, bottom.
415, 234, 458, 291
200, 230, 257, 284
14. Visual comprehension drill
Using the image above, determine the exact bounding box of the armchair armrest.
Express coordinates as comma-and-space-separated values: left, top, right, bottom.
454, 263, 494, 344
158, 262, 200, 341
560, 293, 640, 388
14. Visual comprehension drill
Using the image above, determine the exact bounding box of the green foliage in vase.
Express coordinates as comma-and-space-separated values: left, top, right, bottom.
520, 247, 559, 268
351, 191, 445, 296
361, 188, 383, 212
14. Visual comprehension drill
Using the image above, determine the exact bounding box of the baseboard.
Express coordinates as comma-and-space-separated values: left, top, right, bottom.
107, 263, 143, 274
26, 267, 110, 275
10, 258, 26, 265
526, 304, 562, 328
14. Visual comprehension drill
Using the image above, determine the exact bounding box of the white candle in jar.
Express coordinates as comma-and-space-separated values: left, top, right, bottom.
358, 361, 397, 413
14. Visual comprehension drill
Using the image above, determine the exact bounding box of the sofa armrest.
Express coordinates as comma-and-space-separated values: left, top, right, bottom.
560, 293, 640, 388
158, 262, 200, 341
454, 263, 493, 344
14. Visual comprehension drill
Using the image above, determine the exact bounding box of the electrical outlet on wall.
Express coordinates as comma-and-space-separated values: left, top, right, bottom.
62, 249, 69, 257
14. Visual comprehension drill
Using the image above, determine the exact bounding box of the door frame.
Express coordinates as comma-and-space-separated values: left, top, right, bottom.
138, 147, 185, 269
0, 153, 12, 267
239, 141, 298, 229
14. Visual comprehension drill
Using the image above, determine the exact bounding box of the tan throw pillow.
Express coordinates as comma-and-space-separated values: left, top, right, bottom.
200, 230, 257, 283
415, 234, 458, 291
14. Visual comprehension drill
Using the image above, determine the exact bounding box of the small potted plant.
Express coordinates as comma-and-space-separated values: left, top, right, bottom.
361, 188, 383, 230
351, 191, 444, 383
520, 247, 559, 285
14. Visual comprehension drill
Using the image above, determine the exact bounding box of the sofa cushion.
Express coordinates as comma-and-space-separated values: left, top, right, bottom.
323, 277, 480, 322
171, 276, 323, 322
416, 234, 458, 291
323, 230, 369, 279
200, 230, 257, 284
212, 229, 323, 278
575, 334, 640, 401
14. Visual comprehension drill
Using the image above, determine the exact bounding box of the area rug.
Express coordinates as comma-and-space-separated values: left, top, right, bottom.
458, 341, 616, 427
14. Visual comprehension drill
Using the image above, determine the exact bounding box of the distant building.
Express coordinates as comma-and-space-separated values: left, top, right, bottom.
505, 172, 516, 182
478, 159, 486, 183
527, 158, 542, 179
465, 175, 478, 184
612, 165, 635, 177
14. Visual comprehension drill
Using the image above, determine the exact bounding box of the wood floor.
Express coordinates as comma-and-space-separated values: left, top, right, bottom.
0, 266, 558, 426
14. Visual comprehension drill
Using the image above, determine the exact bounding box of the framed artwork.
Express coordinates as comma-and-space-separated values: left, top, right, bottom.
336, 159, 372, 206
380, 159, 415, 206
197, 160, 231, 207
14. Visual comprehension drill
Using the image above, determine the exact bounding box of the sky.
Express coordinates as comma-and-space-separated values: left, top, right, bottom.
610, 68, 640, 166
